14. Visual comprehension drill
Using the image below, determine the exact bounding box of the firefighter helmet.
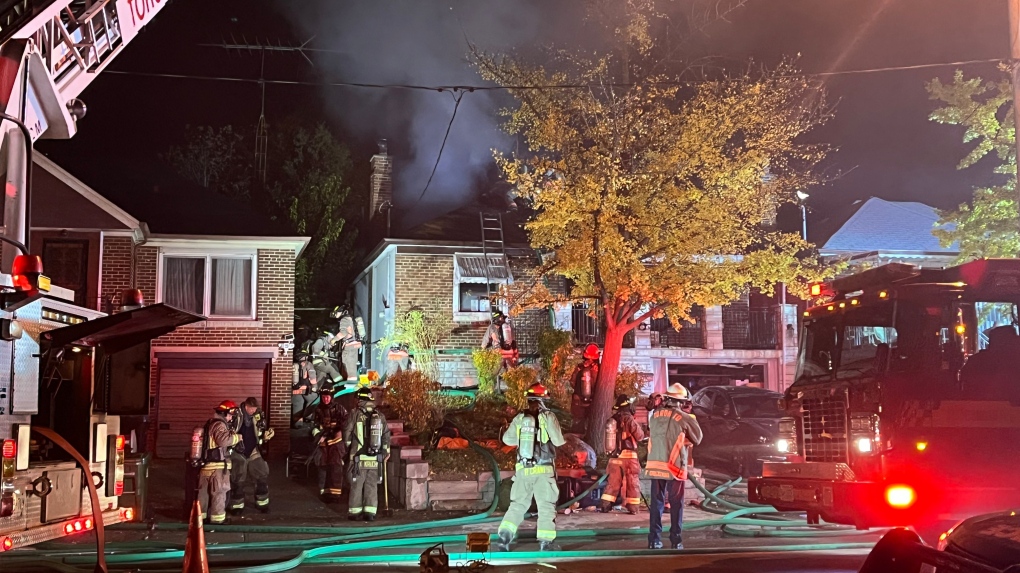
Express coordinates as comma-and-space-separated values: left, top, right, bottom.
665, 383, 691, 403
583, 343, 600, 360
215, 400, 239, 414
330, 305, 350, 319
492, 309, 506, 322
356, 387, 374, 402
613, 395, 634, 411
526, 382, 549, 400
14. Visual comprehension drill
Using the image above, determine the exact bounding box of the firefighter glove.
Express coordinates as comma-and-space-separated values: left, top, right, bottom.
264, 428, 275, 441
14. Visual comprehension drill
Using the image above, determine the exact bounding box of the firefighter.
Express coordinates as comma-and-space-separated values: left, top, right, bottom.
312, 388, 348, 502
495, 383, 567, 552
642, 383, 702, 550
310, 329, 343, 391
482, 309, 518, 370
229, 398, 274, 515
332, 305, 364, 382
344, 387, 391, 521
601, 394, 645, 514
292, 352, 318, 425
386, 343, 410, 379
570, 344, 600, 434
197, 401, 242, 524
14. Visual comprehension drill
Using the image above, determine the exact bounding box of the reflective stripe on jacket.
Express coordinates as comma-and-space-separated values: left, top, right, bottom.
641, 406, 702, 481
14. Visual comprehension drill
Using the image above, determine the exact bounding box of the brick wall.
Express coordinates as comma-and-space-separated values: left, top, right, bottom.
100, 242, 297, 455
392, 251, 552, 386
99, 236, 133, 311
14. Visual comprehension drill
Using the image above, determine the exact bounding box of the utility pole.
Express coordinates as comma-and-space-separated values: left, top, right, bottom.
1009, 0, 1020, 211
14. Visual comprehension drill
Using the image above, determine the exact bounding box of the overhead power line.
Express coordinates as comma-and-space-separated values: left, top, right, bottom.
103, 57, 1002, 93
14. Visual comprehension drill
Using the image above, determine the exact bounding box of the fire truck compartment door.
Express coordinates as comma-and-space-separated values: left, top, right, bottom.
41, 468, 82, 523
41, 304, 204, 353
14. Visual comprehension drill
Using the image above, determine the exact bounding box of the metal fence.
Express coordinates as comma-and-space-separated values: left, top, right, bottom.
722, 306, 779, 350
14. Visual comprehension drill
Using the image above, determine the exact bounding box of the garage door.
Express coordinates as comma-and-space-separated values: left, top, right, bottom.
155, 360, 268, 459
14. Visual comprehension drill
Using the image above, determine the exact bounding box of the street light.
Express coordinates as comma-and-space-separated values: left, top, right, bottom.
795, 191, 809, 241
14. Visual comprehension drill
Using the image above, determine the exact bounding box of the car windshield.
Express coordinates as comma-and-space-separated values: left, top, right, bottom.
796, 301, 897, 383
731, 395, 780, 418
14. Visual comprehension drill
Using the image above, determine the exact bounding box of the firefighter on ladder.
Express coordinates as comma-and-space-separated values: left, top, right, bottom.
495, 383, 567, 552
601, 394, 645, 514
344, 387, 391, 521
312, 388, 348, 503
332, 305, 364, 382
570, 344, 600, 434
194, 401, 242, 525
229, 398, 274, 515
482, 309, 518, 370
642, 383, 702, 550
310, 329, 343, 391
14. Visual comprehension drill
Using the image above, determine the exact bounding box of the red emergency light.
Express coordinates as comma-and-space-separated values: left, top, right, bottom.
10, 254, 49, 292
116, 435, 125, 451
120, 507, 135, 521
0, 536, 12, 551
885, 485, 916, 509
1, 439, 14, 459
62, 517, 94, 536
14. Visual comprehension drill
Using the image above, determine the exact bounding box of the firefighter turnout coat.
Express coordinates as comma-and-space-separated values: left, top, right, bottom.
198, 414, 241, 523
603, 410, 645, 509
498, 410, 566, 543
344, 406, 391, 517
642, 406, 702, 481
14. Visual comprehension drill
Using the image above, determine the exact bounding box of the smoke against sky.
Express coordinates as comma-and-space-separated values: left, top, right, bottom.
277, 0, 586, 225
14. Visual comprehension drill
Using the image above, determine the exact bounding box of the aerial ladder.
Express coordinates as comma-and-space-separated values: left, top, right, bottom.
0, 0, 169, 263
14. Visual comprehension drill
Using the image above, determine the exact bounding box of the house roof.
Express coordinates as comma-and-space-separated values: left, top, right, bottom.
31, 155, 309, 254
397, 194, 531, 245
820, 197, 958, 255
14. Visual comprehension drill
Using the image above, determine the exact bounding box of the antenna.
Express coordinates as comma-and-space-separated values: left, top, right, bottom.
201, 36, 318, 184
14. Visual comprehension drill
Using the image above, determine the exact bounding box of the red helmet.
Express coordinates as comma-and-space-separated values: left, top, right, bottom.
583, 344, 600, 360
526, 383, 549, 400
215, 400, 239, 414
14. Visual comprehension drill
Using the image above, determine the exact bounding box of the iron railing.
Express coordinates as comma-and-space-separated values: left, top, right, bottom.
722, 306, 780, 350
649, 310, 705, 348
571, 306, 634, 348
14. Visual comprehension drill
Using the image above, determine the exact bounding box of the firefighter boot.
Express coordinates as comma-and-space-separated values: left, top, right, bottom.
494, 530, 515, 552
364, 513, 376, 522
599, 500, 613, 513
626, 503, 640, 515
539, 540, 562, 552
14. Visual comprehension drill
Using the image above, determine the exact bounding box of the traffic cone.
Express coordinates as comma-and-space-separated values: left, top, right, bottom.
182, 499, 209, 573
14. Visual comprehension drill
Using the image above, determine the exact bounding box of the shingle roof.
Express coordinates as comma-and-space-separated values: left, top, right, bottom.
821, 198, 958, 254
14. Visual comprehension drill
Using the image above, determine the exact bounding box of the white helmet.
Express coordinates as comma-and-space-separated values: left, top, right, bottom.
665, 383, 691, 403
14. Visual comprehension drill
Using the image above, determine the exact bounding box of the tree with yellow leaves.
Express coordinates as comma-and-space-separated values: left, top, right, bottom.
474, 5, 835, 450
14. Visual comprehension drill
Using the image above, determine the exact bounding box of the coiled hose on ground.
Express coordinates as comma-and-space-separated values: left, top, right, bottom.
6, 418, 878, 571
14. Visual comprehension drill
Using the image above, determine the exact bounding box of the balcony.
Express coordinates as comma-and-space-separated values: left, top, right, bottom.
649, 308, 705, 348
571, 306, 635, 348
722, 306, 779, 350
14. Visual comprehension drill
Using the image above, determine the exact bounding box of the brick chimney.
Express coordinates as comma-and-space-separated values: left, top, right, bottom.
369, 140, 392, 229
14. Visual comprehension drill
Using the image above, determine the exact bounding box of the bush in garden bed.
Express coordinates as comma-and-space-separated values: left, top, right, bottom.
426, 447, 516, 480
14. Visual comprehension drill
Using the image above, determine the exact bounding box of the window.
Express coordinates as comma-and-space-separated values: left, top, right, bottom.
796, 302, 897, 382
160, 254, 255, 318
453, 254, 512, 319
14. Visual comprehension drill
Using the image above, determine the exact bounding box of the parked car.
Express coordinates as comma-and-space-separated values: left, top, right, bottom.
858, 511, 1020, 572
691, 386, 786, 478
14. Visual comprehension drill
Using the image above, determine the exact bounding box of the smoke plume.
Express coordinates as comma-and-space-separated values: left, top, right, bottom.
277, 0, 585, 226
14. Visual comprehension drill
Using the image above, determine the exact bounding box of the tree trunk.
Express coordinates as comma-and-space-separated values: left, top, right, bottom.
585, 325, 626, 453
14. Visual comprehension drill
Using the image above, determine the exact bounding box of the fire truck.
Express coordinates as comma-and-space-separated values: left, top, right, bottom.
0, 0, 184, 551
749, 259, 1020, 539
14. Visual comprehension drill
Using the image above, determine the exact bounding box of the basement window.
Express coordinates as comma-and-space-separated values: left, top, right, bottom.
159, 253, 256, 319
453, 254, 512, 321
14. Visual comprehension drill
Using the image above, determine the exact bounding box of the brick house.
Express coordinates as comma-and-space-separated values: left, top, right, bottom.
29, 154, 309, 457
352, 145, 800, 393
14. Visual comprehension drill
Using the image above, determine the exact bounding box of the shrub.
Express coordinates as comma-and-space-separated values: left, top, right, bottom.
377, 300, 453, 380
615, 366, 647, 399
537, 328, 579, 410
450, 395, 513, 441
472, 349, 503, 396
387, 370, 444, 434
502, 365, 539, 411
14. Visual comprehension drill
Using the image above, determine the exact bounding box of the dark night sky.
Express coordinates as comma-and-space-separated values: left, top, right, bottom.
39, 0, 1007, 238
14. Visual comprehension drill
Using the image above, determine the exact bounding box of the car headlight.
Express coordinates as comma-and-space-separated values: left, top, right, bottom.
777, 439, 792, 453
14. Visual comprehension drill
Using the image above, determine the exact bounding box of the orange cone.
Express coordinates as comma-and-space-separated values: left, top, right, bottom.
182, 500, 209, 573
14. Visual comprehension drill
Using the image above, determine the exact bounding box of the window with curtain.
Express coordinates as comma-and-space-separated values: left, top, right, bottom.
211, 258, 253, 316
163, 257, 205, 314
161, 255, 255, 318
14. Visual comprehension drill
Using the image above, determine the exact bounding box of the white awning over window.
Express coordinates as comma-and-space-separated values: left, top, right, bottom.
454, 254, 513, 284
